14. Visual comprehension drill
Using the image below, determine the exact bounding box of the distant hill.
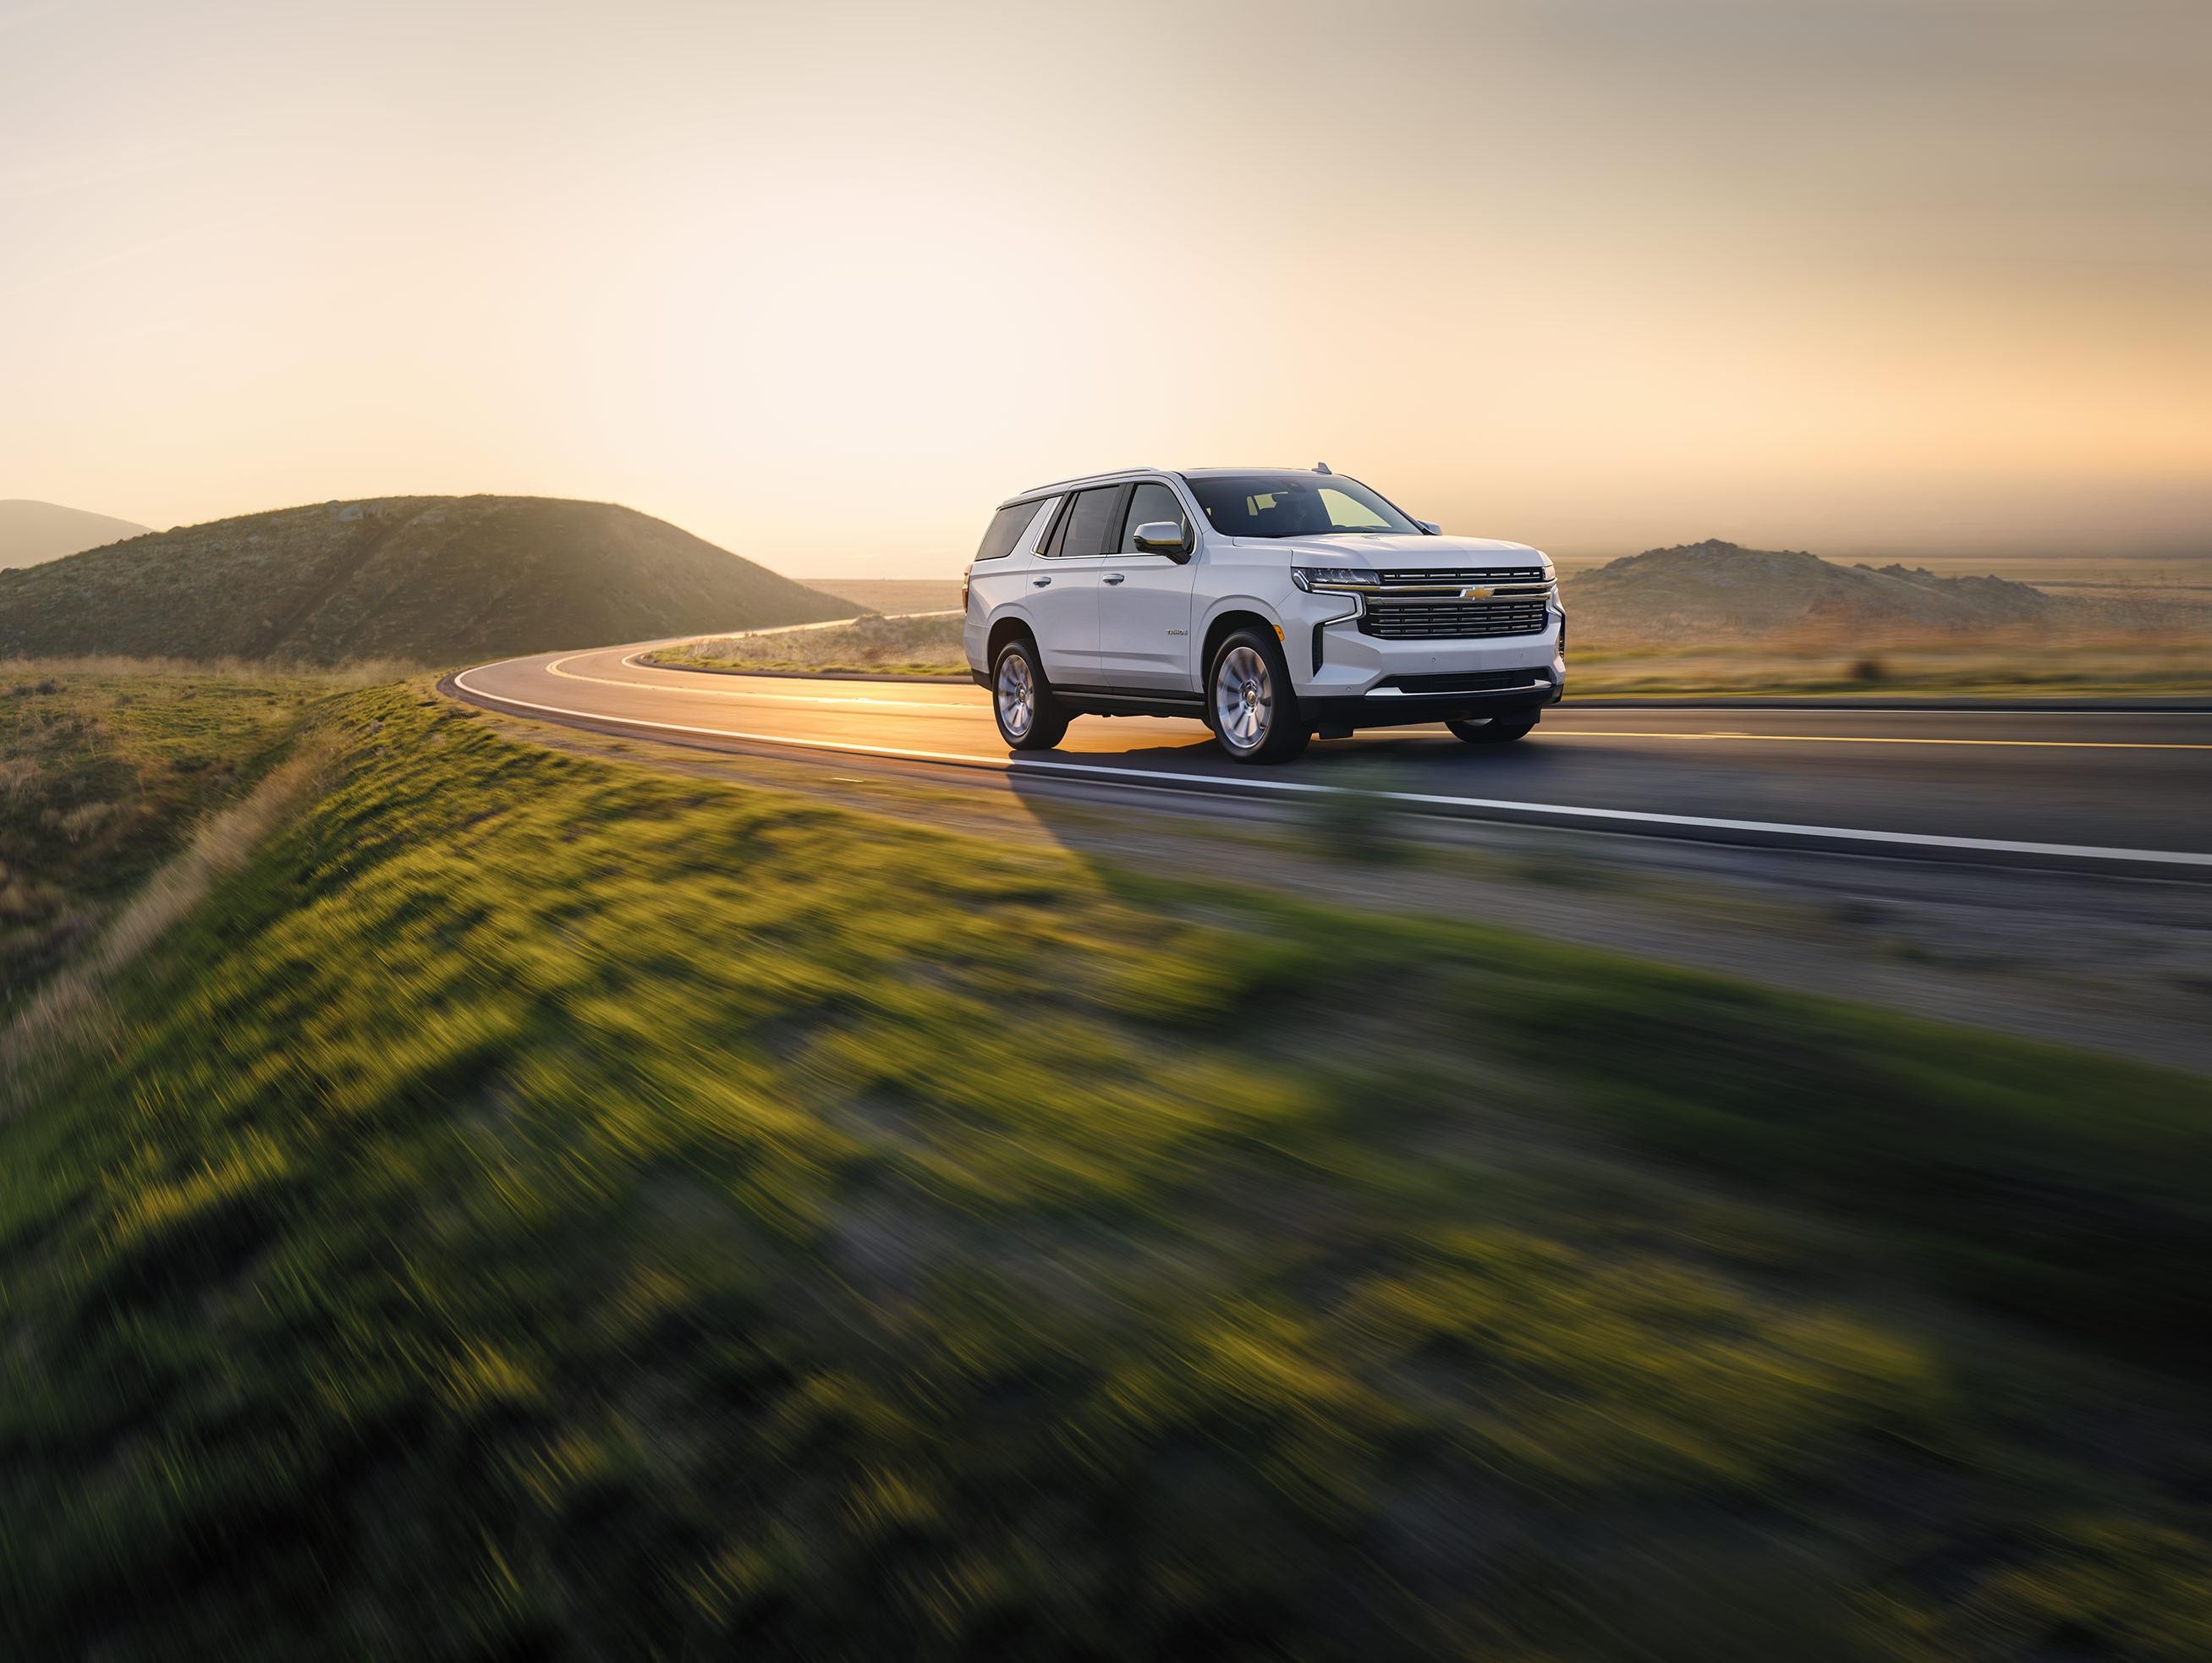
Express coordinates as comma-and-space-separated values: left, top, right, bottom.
0, 501, 151, 570
1563, 539, 2056, 637
807, 578, 963, 615
0, 496, 848, 665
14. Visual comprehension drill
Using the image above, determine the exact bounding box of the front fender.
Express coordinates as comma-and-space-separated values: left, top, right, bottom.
1195, 593, 1289, 657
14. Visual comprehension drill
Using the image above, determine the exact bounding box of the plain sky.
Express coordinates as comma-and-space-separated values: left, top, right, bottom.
3, 0, 2208, 574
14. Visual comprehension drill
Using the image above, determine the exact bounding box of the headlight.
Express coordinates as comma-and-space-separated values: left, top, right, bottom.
1291, 566, 1377, 592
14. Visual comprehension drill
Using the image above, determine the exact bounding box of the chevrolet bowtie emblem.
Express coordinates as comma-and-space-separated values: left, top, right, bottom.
1460, 585, 1494, 601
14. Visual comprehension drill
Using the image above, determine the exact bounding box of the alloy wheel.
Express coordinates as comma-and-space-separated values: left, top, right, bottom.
1213, 645, 1271, 751
996, 651, 1035, 739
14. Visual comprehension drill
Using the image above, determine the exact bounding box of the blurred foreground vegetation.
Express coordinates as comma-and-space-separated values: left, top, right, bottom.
3, 678, 2211, 1658
0, 660, 361, 1014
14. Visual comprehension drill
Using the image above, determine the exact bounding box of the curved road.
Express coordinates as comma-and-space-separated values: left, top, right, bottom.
450, 640, 2212, 873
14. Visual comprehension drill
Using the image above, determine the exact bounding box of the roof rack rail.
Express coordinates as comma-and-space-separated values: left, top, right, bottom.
1015, 466, 1164, 496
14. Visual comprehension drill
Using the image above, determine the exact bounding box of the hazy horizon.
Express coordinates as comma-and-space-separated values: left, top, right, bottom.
5, 0, 2207, 576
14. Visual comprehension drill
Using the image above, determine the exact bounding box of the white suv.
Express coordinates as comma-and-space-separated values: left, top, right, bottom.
963, 466, 1565, 762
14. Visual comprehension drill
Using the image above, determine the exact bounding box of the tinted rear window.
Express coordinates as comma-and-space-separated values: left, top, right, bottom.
1056, 486, 1123, 558
973, 500, 1043, 563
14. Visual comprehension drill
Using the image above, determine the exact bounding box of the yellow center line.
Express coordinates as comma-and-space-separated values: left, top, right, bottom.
1551, 729, 2212, 752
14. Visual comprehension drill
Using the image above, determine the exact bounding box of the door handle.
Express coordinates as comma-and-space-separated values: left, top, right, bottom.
1031, 576, 1051, 587
1103, 573, 1126, 585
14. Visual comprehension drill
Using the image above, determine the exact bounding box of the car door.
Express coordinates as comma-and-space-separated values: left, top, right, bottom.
1098, 479, 1197, 691
1027, 485, 1120, 683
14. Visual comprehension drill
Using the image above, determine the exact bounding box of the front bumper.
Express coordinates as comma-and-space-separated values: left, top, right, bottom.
1303, 668, 1561, 731
1289, 588, 1566, 714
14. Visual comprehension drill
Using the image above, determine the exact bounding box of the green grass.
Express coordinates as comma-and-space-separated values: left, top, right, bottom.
0, 660, 347, 1013
4, 681, 2211, 1659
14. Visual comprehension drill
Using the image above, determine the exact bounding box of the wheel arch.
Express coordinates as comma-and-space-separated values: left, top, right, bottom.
1198, 603, 1284, 687
985, 612, 1040, 671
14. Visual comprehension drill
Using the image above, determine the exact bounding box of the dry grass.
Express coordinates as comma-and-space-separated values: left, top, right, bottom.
3, 653, 417, 680
1568, 617, 2212, 700
0, 738, 332, 1111
648, 611, 968, 678
0, 659, 369, 1016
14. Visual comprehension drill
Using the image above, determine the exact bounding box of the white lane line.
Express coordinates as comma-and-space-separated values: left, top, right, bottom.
449, 662, 2212, 870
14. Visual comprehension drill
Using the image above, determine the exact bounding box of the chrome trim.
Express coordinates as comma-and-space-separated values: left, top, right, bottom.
1363, 679, 1551, 699
1363, 580, 1555, 603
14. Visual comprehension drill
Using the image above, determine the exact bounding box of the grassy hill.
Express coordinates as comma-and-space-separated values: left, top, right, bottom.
5, 675, 2211, 1657
0, 500, 151, 570
0, 496, 847, 666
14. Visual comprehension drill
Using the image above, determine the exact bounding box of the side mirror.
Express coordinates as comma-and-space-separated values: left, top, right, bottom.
1132, 520, 1190, 561
1416, 519, 1442, 535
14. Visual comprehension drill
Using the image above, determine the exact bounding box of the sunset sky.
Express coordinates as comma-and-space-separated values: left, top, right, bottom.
3, 0, 2207, 574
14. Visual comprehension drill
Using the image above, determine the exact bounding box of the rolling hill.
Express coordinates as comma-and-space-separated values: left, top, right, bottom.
0, 496, 848, 665
1563, 539, 2057, 637
0, 500, 151, 570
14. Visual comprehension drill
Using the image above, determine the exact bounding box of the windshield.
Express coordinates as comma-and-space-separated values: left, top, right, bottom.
1185, 473, 1418, 539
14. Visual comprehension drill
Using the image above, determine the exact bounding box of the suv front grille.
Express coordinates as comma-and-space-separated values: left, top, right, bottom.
1358, 595, 1551, 640
1337, 566, 1556, 641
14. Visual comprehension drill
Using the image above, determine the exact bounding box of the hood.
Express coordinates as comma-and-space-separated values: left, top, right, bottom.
1236, 532, 1548, 569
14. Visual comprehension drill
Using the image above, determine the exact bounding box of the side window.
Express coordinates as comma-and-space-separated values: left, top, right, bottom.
1318, 487, 1390, 531
1054, 486, 1123, 558
1040, 497, 1072, 558
1013, 496, 1060, 557
1119, 482, 1188, 552
972, 500, 1042, 563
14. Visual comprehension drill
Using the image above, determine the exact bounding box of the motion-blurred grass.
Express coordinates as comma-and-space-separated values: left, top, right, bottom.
0, 659, 364, 1013
4, 681, 2210, 1659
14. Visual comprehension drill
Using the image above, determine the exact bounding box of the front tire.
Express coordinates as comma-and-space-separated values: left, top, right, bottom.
991, 637, 1069, 750
1206, 629, 1308, 764
1447, 712, 1539, 745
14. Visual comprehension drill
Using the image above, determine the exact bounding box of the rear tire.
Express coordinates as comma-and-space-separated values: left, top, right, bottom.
991, 637, 1069, 750
1206, 628, 1308, 764
1447, 712, 1539, 745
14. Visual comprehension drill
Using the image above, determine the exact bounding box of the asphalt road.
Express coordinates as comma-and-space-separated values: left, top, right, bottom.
450, 641, 2212, 873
